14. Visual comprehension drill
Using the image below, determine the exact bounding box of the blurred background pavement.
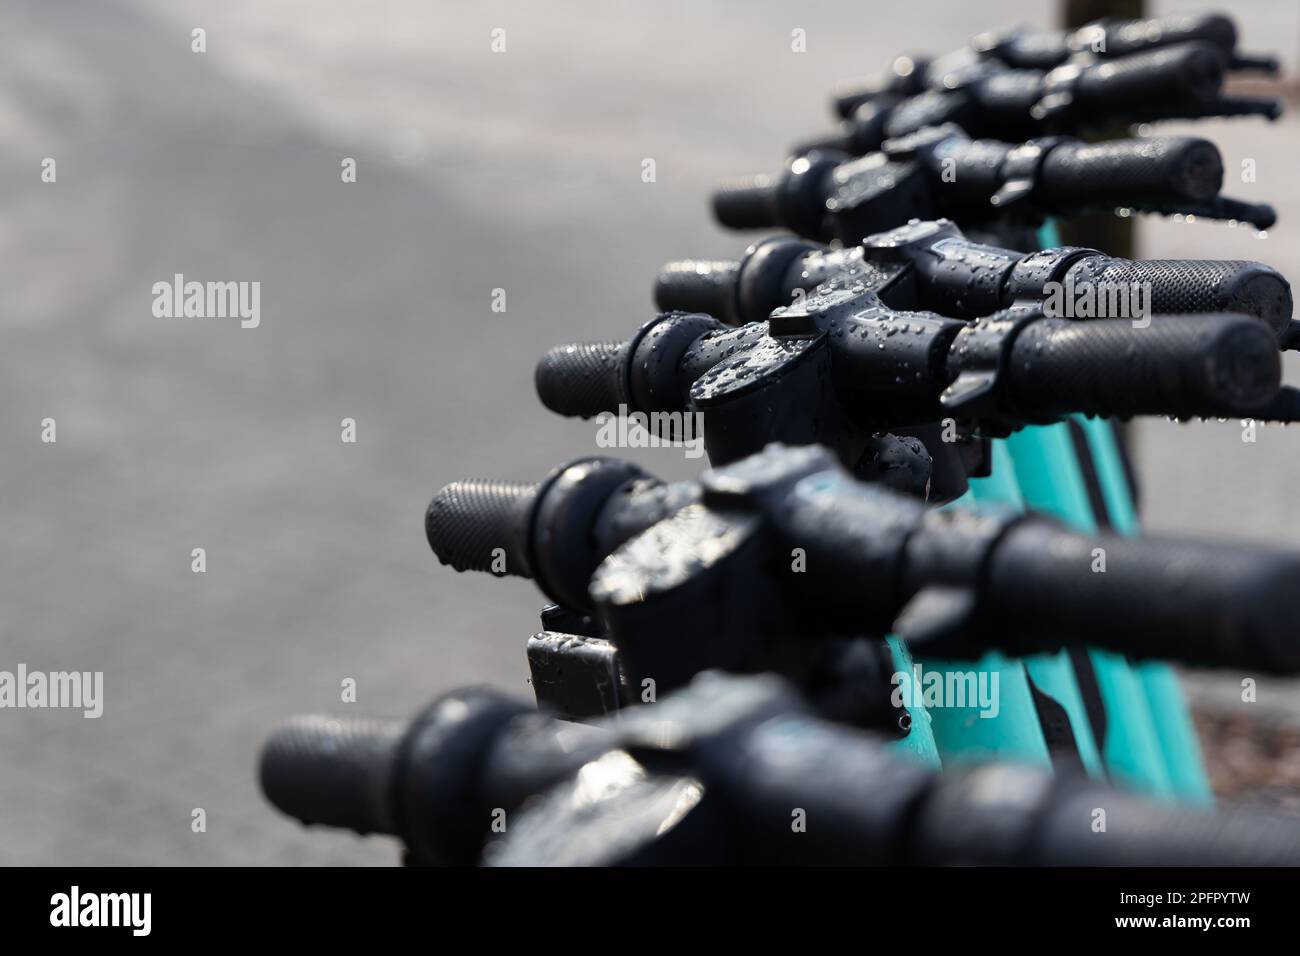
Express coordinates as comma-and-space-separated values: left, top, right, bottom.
1, 0, 1299, 863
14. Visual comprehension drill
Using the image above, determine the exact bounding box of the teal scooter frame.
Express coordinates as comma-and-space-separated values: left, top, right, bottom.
896, 223, 1212, 803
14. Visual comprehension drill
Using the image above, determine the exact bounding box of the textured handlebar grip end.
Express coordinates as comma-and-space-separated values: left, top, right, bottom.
1039, 788, 1300, 866
1039, 137, 1223, 207
260, 715, 404, 835
1230, 53, 1280, 74
1226, 267, 1293, 338
981, 522, 1300, 673
1077, 43, 1225, 115
425, 479, 537, 577
1169, 139, 1223, 199
1066, 257, 1294, 337
1005, 315, 1281, 420
1213, 319, 1285, 410
534, 340, 628, 419
713, 175, 781, 230
654, 260, 742, 319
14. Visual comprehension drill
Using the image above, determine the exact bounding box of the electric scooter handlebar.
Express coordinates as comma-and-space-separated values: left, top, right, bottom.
533, 313, 726, 420
655, 226, 1293, 337
427, 456, 698, 610
980, 12, 1275, 73
712, 134, 1273, 242
533, 306, 1286, 436
832, 12, 1278, 118
974, 520, 1300, 673
1035, 136, 1221, 206
426, 444, 1300, 674
1064, 256, 1293, 336
808, 42, 1280, 160
989, 312, 1281, 420
260, 672, 1300, 866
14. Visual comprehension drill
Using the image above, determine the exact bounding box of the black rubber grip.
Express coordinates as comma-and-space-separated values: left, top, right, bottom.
1005, 314, 1280, 420
1074, 43, 1224, 116
916, 762, 1300, 865
1098, 13, 1236, 60
722, 702, 1300, 865
425, 479, 538, 577
654, 260, 741, 319
534, 340, 629, 418
259, 714, 404, 835
712, 175, 781, 230
1065, 256, 1293, 336
1038, 137, 1222, 207
1033, 786, 1300, 866
981, 521, 1300, 673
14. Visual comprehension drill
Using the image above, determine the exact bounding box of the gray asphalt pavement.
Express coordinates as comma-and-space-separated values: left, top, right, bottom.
2, 0, 1299, 865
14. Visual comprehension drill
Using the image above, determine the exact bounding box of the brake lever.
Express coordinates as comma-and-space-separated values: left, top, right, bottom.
1169, 94, 1284, 121
1229, 52, 1280, 74
1132, 195, 1277, 230
1239, 385, 1300, 423
1282, 321, 1300, 352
